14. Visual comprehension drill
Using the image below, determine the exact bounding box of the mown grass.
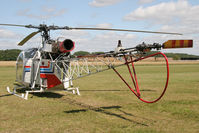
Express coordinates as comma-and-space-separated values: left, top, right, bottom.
0, 63, 199, 133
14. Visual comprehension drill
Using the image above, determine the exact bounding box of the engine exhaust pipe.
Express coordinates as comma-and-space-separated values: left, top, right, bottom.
52, 39, 75, 53
59, 39, 75, 53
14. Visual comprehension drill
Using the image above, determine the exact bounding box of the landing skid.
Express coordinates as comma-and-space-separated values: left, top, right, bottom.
64, 87, 80, 95
7, 86, 80, 100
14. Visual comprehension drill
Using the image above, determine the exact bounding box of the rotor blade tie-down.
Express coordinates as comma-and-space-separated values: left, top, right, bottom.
112, 52, 169, 103
123, 56, 140, 97
130, 56, 140, 96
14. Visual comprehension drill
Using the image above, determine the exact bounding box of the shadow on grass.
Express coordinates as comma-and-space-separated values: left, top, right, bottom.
14, 87, 64, 98
32, 92, 64, 99
0, 87, 27, 98
2, 87, 64, 99
63, 98, 148, 126
81, 89, 156, 92
81, 89, 129, 92
0, 91, 64, 99
140, 89, 156, 92
0, 93, 13, 98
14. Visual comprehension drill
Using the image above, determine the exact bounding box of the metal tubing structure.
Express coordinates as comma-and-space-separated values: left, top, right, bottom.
58, 52, 169, 103
10, 50, 169, 102
112, 52, 169, 103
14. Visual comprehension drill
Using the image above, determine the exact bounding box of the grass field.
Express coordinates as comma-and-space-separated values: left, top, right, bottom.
0, 62, 199, 133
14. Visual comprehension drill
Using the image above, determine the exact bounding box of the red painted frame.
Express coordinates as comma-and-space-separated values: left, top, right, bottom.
113, 52, 169, 103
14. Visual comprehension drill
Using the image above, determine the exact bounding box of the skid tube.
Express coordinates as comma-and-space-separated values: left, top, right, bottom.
6, 86, 45, 100
112, 52, 169, 103
7, 86, 80, 100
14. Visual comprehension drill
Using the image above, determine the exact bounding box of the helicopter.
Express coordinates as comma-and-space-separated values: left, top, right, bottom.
0, 23, 193, 103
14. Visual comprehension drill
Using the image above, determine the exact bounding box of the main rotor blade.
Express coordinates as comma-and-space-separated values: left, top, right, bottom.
18, 31, 40, 46
0, 23, 28, 28
0, 24, 183, 35
69, 27, 182, 35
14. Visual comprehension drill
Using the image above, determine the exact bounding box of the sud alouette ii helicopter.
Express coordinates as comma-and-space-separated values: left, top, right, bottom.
0, 23, 193, 103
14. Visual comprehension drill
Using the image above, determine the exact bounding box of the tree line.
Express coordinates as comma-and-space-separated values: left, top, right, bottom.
0, 49, 198, 61
0, 49, 21, 61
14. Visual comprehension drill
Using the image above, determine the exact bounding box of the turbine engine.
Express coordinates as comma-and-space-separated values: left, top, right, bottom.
52, 39, 75, 53
43, 39, 75, 53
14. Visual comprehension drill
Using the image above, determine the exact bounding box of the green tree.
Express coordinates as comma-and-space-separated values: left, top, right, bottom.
0, 49, 21, 61
73, 51, 90, 56
91, 52, 105, 55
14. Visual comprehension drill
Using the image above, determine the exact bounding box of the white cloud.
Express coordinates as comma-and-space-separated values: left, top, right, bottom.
42, 6, 56, 13
18, 0, 32, 2
123, 0, 199, 29
138, 0, 155, 5
124, 0, 194, 24
74, 23, 113, 29
0, 29, 19, 39
95, 23, 113, 28
60, 30, 90, 38
89, 0, 124, 7
88, 32, 137, 52
17, 7, 66, 20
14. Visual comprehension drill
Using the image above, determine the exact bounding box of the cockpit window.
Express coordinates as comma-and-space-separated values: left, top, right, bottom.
24, 48, 38, 59
16, 52, 24, 81
18, 52, 23, 61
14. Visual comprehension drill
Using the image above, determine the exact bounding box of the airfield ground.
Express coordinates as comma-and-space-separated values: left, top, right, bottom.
0, 60, 199, 66
0, 61, 198, 133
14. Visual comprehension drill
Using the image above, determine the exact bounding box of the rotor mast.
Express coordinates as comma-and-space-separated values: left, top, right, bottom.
40, 24, 50, 41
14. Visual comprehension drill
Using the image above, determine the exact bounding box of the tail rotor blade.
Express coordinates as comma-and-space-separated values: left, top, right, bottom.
163, 40, 193, 49
18, 31, 40, 46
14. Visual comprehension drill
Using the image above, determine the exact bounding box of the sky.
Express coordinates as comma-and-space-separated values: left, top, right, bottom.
0, 0, 198, 55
